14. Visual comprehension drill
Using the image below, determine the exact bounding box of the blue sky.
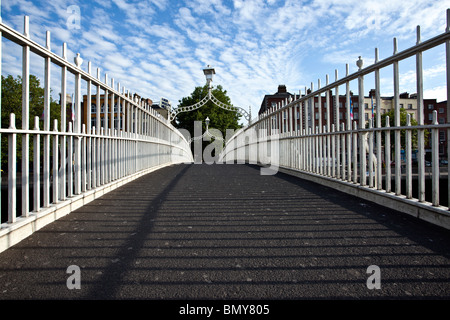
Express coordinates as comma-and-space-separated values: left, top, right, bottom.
1, 0, 449, 122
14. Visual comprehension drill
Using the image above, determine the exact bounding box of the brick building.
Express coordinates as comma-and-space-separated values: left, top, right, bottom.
258, 85, 447, 159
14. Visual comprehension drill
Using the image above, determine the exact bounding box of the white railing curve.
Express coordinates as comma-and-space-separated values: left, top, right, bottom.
220, 9, 450, 230
0, 14, 193, 252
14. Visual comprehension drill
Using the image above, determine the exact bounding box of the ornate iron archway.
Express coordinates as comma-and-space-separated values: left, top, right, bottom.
169, 66, 252, 124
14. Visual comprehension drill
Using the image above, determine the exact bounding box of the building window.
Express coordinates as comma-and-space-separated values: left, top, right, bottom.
428, 104, 434, 109
439, 108, 444, 114
428, 113, 433, 121
91, 104, 96, 113
440, 131, 446, 142
364, 103, 369, 109
408, 104, 413, 109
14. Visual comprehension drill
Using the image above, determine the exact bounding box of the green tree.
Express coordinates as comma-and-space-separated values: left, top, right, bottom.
1, 74, 61, 170
380, 108, 429, 154
174, 84, 242, 150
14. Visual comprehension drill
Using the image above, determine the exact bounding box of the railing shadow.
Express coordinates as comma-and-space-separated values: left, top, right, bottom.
0, 163, 449, 299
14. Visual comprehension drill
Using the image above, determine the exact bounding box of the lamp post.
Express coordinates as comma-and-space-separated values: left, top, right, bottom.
203, 65, 215, 99
205, 116, 210, 131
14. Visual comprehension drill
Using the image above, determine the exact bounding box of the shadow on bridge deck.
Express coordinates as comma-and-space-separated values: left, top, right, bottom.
0, 163, 449, 300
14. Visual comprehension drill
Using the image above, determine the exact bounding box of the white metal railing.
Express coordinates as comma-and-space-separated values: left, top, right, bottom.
220, 9, 450, 225
0, 16, 193, 227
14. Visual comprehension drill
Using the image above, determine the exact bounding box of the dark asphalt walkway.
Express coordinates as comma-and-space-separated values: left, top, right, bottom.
0, 163, 449, 300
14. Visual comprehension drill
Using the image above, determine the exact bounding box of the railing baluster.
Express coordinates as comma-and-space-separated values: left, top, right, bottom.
325, 76, 331, 176
92, 126, 96, 189
331, 124, 336, 177
52, 120, 59, 204
385, 116, 391, 193
60, 43, 67, 201
67, 122, 73, 198
111, 78, 115, 133
352, 121, 358, 183
358, 56, 366, 187
74, 54, 82, 195
86, 62, 92, 191
33, 117, 40, 212
375, 48, 382, 190
334, 71, 341, 180
96, 68, 101, 137
101, 127, 105, 185
432, 111, 439, 206
416, 26, 425, 202
43, 31, 51, 207
346, 64, 352, 182
393, 38, 402, 196
81, 124, 86, 193
406, 115, 412, 199
104, 74, 109, 135
22, 16, 30, 217
8, 114, 17, 223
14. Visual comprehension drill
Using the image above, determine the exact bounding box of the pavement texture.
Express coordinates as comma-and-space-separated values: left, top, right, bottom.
0, 163, 449, 300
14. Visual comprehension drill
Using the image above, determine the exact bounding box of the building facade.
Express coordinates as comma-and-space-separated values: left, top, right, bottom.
259, 85, 447, 159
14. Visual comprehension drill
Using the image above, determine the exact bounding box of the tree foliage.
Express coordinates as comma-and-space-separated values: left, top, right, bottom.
174, 84, 242, 138
1, 74, 61, 169
380, 107, 429, 151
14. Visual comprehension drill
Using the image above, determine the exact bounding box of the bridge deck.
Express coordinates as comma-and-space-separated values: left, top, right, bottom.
0, 163, 449, 299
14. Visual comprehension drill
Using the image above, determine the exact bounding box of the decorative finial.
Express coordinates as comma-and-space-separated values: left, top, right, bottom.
356, 56, 363, 70
74, 53, 83, 68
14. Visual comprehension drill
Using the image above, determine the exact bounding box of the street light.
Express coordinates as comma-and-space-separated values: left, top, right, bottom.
205, 116, 210, 130
203, 65, 215, 88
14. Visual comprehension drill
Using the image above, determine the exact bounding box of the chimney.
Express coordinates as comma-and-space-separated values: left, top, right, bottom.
400, 92, 409, 99
277, 85, 287, 93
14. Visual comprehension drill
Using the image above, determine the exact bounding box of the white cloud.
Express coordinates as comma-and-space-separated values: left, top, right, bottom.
424, 86, 447, 102
2, 0, 448, 122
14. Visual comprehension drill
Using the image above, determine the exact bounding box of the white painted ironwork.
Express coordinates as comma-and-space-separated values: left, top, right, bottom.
220, 9, 450, 230
170, 66, 252, 124
0, 14, 193, 252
